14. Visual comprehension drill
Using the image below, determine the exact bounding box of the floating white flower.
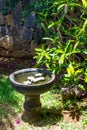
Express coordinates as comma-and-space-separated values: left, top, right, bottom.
23, 80, 32, 85
33, 77, 45, 82
35, 73, 43, 77
27, 75, 45, 83
27, 76, 35, 81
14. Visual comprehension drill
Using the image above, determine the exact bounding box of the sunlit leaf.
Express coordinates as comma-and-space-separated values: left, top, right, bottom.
45, 53, 50, 59
48, 22, 55, 28
59, 54, 65, 66
82, 49, 87, 54
67, 64, 74, 76
43, 37, 54, 42
37, 55, 43, 64
57, 4, 65, 11
35, 48, 43, 52
64, 41, 70, 52
75, 69, 83, 75
55, 49, 63, 54
79, 84, 85, 90
82, 0, 87, 7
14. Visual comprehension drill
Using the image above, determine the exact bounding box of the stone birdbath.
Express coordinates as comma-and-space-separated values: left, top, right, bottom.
9, 68, 55, 122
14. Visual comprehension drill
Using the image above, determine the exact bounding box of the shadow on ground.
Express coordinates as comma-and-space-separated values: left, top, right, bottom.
33, 107, 63, 127
0, 103, 63, 130
0, 57, 33, 75
0, 103, 19, 130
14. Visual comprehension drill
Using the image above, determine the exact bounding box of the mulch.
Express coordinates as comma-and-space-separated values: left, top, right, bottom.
0, 57, 34, 75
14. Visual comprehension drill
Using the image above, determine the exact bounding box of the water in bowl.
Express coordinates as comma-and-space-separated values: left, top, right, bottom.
14, 72, 51, 85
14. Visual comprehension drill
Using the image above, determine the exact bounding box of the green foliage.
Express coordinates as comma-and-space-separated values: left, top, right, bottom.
0, 75, 23, 106
1, 0, 19, 14
63, 98, 78, 109
32, 0, 87, 89
62, 63, 84, 87
6, 0, 19, 7
35, 40, 80, 73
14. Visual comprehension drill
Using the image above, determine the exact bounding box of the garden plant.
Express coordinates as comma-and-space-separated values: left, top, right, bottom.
33, 0, 87, 93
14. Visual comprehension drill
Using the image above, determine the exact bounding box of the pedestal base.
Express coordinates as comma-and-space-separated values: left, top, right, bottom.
22, 95, 41, 122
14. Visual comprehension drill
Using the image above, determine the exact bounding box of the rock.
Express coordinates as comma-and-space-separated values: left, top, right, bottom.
13, 38, 24, 50
12, 49, 31, 58
1, 25, 12, 36
61, 86, 83, 100
0, 26, 12, 37
20, 26, 33, 42
0, 1, 43, 58
11, 25, 19, 36
0, 27, 1, 38
5, 14, 13, 26
0, 13, 5, 25
12, 1, 22, 27
6, 26, 12, 35
0, 48, 11, 57
24, 12, 36, 28
0, 35, 14, 51
34, 24, 43, 44
1, 26, 6, 36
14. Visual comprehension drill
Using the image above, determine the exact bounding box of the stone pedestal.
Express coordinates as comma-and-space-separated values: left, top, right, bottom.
22, 95, 41, 122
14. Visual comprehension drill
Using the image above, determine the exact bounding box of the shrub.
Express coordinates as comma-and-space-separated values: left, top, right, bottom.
32, 0, 87, 88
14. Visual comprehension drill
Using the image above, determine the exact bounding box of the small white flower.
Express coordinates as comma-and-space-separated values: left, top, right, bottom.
35, 73, 43, 77
33, 77, 45, 82
23, 80, 32, 85
27, 76, 34, 81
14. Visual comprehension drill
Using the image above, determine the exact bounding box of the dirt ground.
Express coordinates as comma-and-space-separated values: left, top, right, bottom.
0, 102, 85, 130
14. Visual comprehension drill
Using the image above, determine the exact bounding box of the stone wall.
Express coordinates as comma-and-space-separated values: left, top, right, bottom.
0, 0, 42, 58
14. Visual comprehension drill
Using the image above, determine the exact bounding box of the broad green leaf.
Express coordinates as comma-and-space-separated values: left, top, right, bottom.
59, 54, 65, 66
55, 49, 64, 54
82, 49, 87, 54
37, 55, 43, 64
79, 84, 85, 90
41, 23, 47, 31
35, 48, 43, 52
45, 53, 50, 59
43, 37, 54, 42
64, 41, 70, 52
75, 69, 83, 75
54, 0, 66, 5
68, 44, 73, 53
48, 22, 55, 28
57, 4, 65, 11
85, 75, 87, 82
82, 0, 87, 7
67, 64, 74, 76
46, 62, 50, 68
74, 42, 79, 49
82, 20, 87, 32
69, 3, 82, 8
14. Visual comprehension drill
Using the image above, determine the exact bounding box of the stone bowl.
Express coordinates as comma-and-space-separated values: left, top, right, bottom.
9, 68, 55, 96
